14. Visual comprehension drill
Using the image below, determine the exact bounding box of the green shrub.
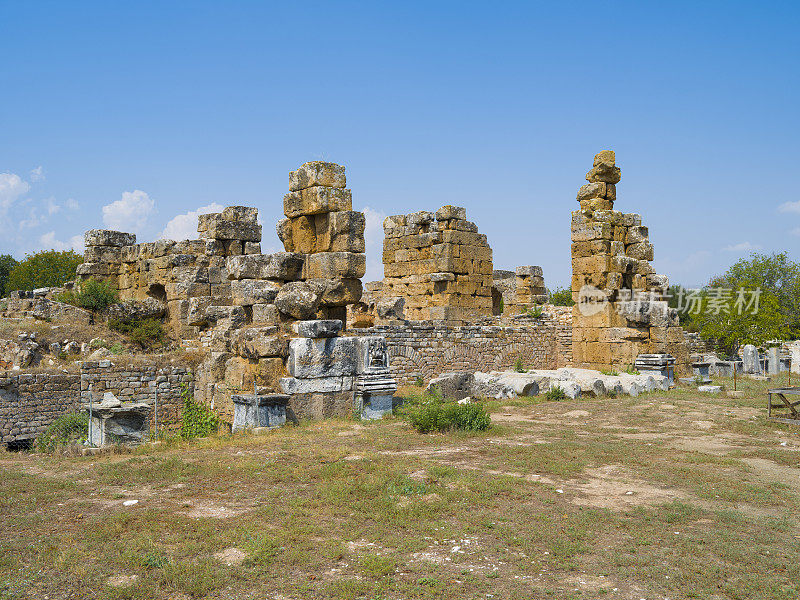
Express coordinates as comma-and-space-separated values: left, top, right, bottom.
600, 369, 619, 376
0, 254, 18, 298
513, 358, 526, 373
527, 305, 543, 318
6, 250, 82, 292
109, 317, 166, 349
545, 386, 567, 401
109, 342, 125, 355
414, 375, 424, 387
548, 286, 575, 306
36, 412, 88, 452
624, 366, 640, 375
180, 385, 220, 439
58, 277, 119, 312
403, 393, 491, 433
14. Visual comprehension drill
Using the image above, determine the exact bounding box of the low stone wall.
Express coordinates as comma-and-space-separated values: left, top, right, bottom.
352, 314, 567, 386
81, 361, 193, 435
0, 362, 193, 444
0, 373, 81, 443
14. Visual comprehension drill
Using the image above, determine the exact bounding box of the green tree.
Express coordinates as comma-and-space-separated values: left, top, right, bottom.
0, 254, 18, 298
547, 286, 575, 306
688, 252, 800, 356
6, 250, 83, 292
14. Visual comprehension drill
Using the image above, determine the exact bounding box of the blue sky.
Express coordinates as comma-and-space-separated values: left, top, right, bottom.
1, 1, 798, 286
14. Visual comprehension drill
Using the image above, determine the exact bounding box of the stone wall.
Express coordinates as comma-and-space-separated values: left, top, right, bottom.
0, 373, 80, 444
0, 361, 192, 444
382, 206, 493, 324
352, 309, 570, 385
570, 151, 690, 374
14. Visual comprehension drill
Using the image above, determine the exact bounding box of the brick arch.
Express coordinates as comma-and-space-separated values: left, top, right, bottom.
494, 341, 539, 371
388, 344, 437, 382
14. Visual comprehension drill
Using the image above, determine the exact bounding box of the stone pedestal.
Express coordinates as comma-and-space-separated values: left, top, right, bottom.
86, 403, 150, 447
767, 347, 780, 375
742, 344, 761, 374
232, 393, 289, 432
634, 354, 676, 386
354, 336, 397, 420
692, 361, 712, 384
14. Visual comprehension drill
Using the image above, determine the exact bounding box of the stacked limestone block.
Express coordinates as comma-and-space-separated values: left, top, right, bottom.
276, 161, 366, 324
279, 319, 355, 419
382, 205, 493, 324
191, 211, 304, 423
78, 230, 137, 287
570, 151, 689, 374
514, 266, 547, 307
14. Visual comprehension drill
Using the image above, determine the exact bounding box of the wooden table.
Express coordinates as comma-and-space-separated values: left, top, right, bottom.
767, 387, 800, 424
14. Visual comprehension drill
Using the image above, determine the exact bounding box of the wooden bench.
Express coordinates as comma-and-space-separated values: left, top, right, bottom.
767, 387, 800, 424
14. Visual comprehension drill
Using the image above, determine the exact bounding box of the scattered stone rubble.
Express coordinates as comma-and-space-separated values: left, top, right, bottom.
427, 367, 669, 401
571, 151, 690, 375
382, 206, 493, 324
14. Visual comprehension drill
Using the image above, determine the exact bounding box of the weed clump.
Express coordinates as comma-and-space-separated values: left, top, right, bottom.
36, 412, 88, 452
401, 390, 491, 433
180, 384, 220, 439
545, 386, 567, 401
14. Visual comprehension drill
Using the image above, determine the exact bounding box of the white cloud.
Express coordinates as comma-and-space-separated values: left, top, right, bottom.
159, 203, 224, 241
102, 190, 154, 233
778, 200, 800, 214
791, 227, 800, 237
70, 234, 85, 253
65, 198, 79, 211
0, 172, 30, 212
35, 231, 84, 253
29, 166, 45, 182
362, 206, 386, 282
19, 208, 46, 230
723, 241, 762, 252
45, 197, 61, 215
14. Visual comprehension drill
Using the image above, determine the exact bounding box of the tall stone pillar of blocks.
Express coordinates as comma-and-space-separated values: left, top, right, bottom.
382, 205, 493, 324
514, 266, 547, 307
277, 161, 366, 323
570, 151, 690, 375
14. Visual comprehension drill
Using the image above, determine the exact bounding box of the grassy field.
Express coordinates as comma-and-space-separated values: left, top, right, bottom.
2, 374, 800, 599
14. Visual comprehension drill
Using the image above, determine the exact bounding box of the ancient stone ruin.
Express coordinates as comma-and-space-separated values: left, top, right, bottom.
1, 151, 702, 445
381, 206, 493, 324
570, 150, 690, 374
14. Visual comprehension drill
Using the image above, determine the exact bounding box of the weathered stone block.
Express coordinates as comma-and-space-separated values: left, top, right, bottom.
251, 303, 280, 325
283, 187, 352, 218
222, 206, 258, 223
230, 279, 280, 306
280, 376, 354, 394
227, 253, 304, 281
287, 336, 357, 378
293, 319, 343, 338
83, 246, 123, 263
311, 278, 362, 307
305, 252, 366, 279
274, 281, 322, 319
288, 161, 346, 192
232, 326, 289, 359
435, 205, 467, 221
204, 215, 262, 241
85, 229, 136, 247
626, 242, 654, 261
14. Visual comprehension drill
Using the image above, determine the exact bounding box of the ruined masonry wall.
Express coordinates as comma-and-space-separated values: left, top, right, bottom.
353, 311, 571, 385
571, 151, 690, 374
382, 206, 493, 325
0, 363, 192, 444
